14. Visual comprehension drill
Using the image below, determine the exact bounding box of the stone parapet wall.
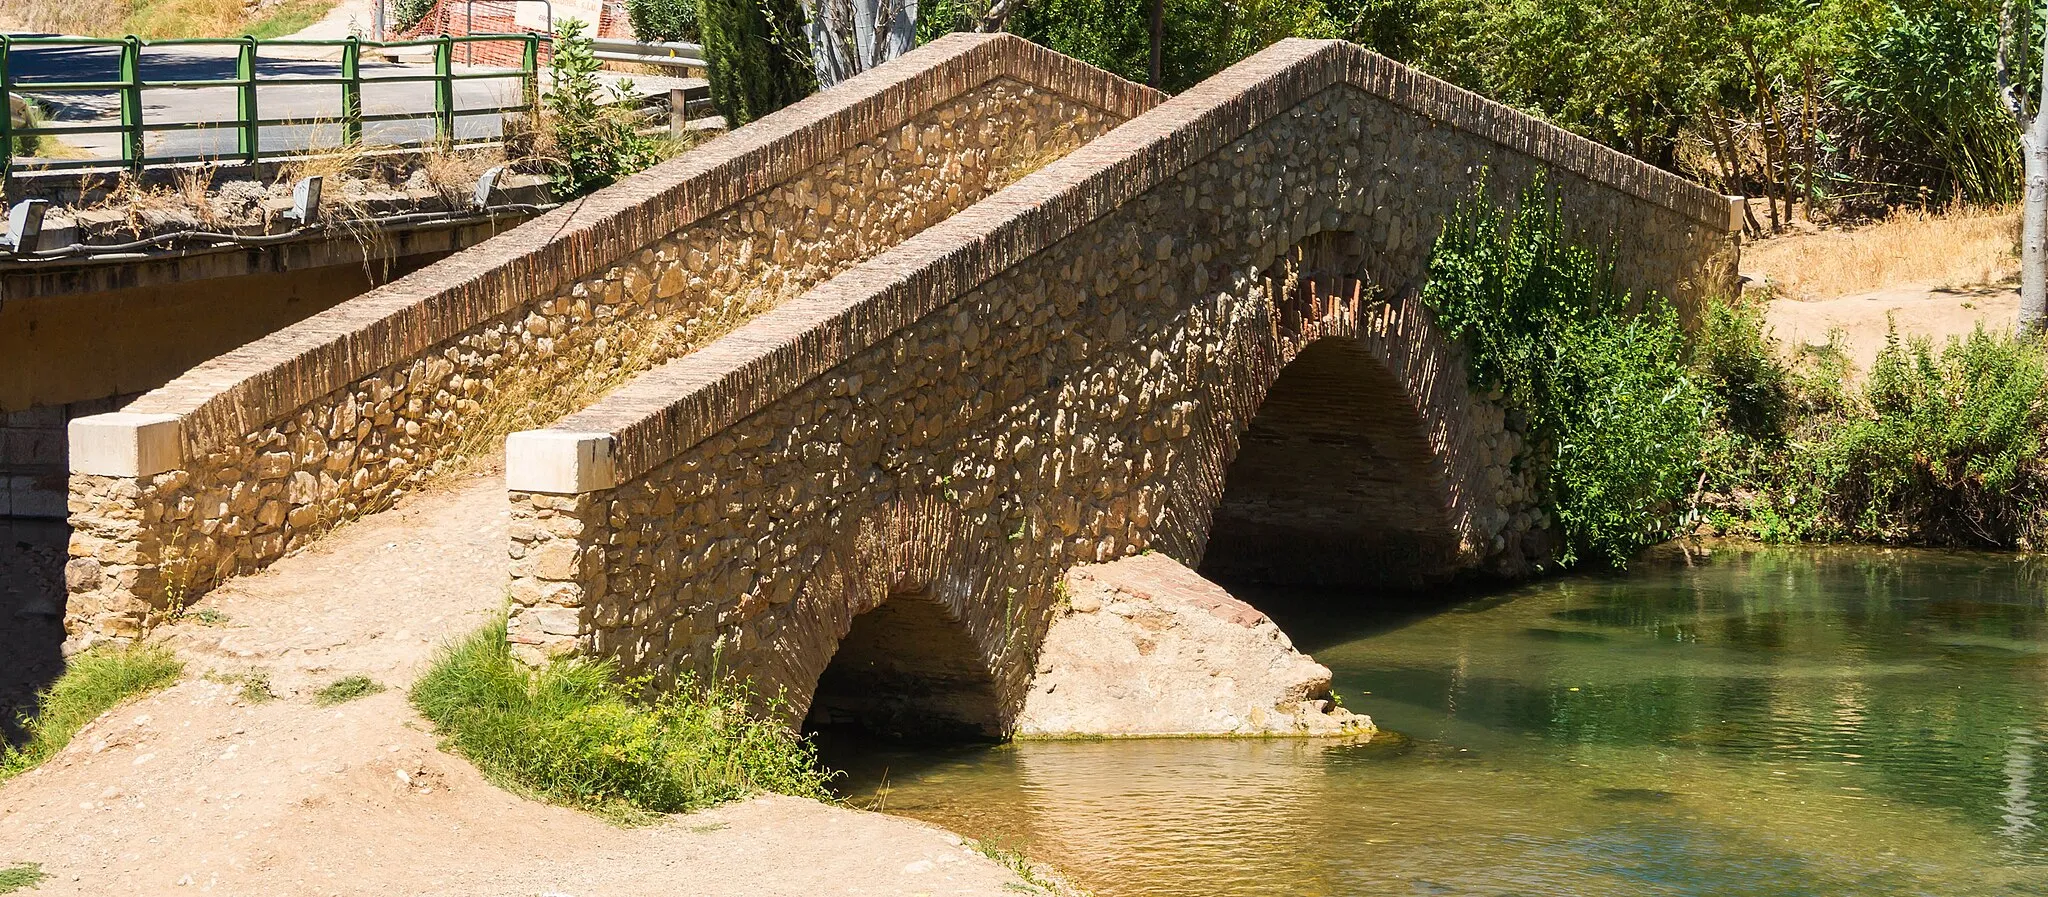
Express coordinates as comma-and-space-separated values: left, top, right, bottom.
503, 40, 1739, 730
61, 33, 1160, 647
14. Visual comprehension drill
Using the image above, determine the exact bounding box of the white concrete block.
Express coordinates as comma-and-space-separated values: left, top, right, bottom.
506, 430, 618, 494
69, 412, 183, 478
1726, 195, 1746, 234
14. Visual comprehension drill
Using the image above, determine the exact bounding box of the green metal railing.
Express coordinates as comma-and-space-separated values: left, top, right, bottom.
0, 33, 543, 175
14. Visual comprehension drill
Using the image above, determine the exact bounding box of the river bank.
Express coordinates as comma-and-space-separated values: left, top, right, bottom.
0, 466, 1049, 896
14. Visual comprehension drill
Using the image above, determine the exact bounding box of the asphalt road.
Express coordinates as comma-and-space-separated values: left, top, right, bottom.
6, 39, 698, 163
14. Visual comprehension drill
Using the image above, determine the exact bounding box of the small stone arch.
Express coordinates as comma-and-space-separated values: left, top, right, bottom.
800, 590, 1006, 742
739, 495, 1013, 742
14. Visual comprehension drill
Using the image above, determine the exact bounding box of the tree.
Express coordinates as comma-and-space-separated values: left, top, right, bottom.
701, 0, 818, 126
808, 0, 919, 88
2000, 0, 2048, 330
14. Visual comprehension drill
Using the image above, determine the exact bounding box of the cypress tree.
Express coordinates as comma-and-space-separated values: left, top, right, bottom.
699, 0, 817, 126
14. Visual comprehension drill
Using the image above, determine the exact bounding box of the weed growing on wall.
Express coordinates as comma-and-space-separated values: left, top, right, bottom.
411, 618, 832, 820
1423, 180, 1703, 566
545, 19, 661, 197
0, 646, 183, 783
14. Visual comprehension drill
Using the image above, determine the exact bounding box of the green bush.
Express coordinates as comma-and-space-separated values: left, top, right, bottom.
700, 0, 815, 126
389, 0, 438, 32
545, 19, 661, 196
1, 646, 183, 783
411, 618, 832, 820
1423, 179, 1702, 567
626, 0, 699, 42
1823, 326, 2048, 546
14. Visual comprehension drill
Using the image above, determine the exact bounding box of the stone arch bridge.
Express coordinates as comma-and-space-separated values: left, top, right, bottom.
64, 35, 1738, 738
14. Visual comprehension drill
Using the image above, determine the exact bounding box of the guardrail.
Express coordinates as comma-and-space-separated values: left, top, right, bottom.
0, 32, 544, 175
591, 35, 703, 70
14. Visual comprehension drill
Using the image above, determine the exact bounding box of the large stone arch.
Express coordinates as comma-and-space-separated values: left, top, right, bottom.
1181, 231, 1529, 588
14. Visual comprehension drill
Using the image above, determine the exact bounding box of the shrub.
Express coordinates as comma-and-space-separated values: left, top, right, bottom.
544, 19, 661, 196
626, 0, 698, 42
389, 0, 439, 32
1822, 325, 2048, 546
1, 646, 183, 783
700, 0, 816, 126
1423, 179, 1703, 567
411, 618, 832, 820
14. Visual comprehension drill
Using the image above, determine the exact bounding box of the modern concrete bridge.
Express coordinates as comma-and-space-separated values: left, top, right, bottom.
59, 34, 1739, 737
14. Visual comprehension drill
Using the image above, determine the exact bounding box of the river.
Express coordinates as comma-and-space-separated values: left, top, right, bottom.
818, 544, 2048, 896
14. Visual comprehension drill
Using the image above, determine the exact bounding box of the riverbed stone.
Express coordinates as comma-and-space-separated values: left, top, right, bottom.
1017, 554, 1372, 737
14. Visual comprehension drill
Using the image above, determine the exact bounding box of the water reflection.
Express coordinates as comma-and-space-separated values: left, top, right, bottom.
825, 545, 2048, 896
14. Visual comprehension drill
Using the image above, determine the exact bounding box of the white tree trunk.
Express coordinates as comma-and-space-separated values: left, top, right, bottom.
2024, 124, 2048, 331
808, 0, 919, 89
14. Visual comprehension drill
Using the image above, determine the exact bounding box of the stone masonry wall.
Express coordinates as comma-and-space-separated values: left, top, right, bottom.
61, 35, 1158, 647
504, 40, 1740, 731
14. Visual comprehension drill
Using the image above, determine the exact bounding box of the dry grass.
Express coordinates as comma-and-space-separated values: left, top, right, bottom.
1744, 205, 2020, 300
0, 0, 335, 38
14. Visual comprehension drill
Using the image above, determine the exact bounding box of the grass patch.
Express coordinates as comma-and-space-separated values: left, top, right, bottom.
15, 0, 340, 38
0, 646, 183, 784
410, 618, 831, 821
0, 863, 48, 894
970, 840, 1074, 895
313, 675, 385, 706
1745, 205, 2018, 299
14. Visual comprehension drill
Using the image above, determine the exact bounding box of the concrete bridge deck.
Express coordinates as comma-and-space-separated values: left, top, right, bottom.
49, 33, 1739, 739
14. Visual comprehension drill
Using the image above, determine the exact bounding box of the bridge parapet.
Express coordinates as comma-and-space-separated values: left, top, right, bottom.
60, 33, 1159, 646
504, 39, 1741, 732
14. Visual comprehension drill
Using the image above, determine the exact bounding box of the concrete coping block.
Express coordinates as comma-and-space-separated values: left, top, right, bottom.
506, 430, 619, 494
1725, 195, 1747, 234
69, 412, 183, 478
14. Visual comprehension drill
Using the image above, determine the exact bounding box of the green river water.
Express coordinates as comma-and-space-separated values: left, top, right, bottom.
820, 544, 2048, 896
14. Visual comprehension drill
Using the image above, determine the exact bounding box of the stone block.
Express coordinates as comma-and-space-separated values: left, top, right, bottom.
69, 412, 182, 477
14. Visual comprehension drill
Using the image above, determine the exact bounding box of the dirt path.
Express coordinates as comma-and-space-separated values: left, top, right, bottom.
0, 466, 1034, 895
1765, 283, 2017, 374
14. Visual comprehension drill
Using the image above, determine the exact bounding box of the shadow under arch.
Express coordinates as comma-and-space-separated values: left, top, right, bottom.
800, 590, 1006, 743
1196, 231, 1483, 589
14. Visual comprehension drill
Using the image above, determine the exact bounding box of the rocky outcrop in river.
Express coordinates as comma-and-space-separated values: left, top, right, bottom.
1016, 554, 1370, 737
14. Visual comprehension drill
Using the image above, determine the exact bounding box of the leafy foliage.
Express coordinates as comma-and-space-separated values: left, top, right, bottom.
389, 0, 438, 32
701, 0, 817, 126
1423, 181, 1703, 566
1824, 326, 2048, 544
986, 0, 1343, 92
1830, 0, 2033, 207
411, 618, 832, 820
1695, 299, 2048, 549
626, 0, 701, 42
1, 646, 183, 783
545, 19, 661, 196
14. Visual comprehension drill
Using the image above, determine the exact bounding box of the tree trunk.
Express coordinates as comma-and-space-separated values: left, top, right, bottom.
1149, 0, 1164, 89
2022, 123, 2048, 330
